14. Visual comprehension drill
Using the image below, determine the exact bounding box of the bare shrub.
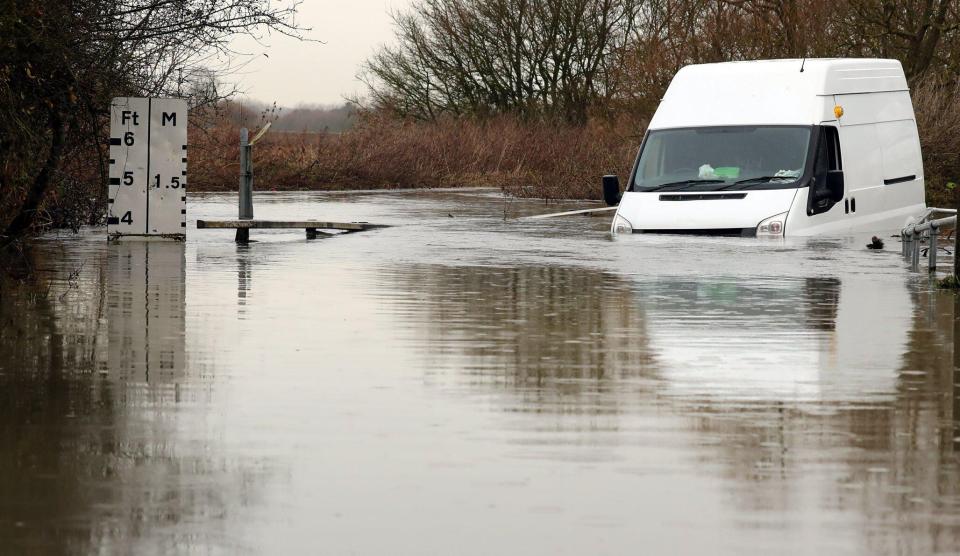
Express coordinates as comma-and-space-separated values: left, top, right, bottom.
191, 79, 960, 204
189, 107, 643, 199
0, 0, 307, 244
912, 78, 960, 207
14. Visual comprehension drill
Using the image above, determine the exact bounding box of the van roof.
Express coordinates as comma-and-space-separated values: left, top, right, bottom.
649, 58, 909, 129
675, 58, 908, 95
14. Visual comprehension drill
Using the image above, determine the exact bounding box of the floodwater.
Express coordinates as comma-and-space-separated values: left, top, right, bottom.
2, 189, 960, 555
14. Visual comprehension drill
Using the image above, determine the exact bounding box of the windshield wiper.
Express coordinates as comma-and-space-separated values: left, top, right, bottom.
717, 176, 798, 190
644, 179, 725, 191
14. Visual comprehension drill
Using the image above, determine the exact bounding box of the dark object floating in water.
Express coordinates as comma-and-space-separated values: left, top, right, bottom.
939, 275, 960, 290
867, 236, 884, 249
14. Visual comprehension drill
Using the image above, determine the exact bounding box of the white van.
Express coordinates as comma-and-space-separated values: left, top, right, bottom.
604, 59, 926, 237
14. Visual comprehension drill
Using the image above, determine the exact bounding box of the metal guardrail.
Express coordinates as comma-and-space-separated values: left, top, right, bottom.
902, 212, 957, 272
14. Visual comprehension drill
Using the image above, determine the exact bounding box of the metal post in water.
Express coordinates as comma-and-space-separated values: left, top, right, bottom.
905, 230, 914, 261
954, 293, 960, 451
237, 127, 253, 243
930, 223, 938, 273
902, 230, 908, 258
912, 229, 921, 271
955, 188, 960, 280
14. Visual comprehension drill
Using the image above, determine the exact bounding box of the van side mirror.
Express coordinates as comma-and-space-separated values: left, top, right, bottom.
603, 175, 621, 206
826, 170, 844, 202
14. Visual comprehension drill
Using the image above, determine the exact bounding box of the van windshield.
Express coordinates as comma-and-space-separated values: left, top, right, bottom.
632, 126, 812, 190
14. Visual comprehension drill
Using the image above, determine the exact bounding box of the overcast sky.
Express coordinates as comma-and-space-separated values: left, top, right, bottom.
225, 0, 410, 107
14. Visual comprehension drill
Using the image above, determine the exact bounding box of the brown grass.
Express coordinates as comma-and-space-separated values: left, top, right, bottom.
191, 88, 960, 206
913, 79, 960, 208
188, 112, 643, 200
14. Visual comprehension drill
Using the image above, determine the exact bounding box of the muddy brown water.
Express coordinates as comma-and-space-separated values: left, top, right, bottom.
2, 189, 960, 554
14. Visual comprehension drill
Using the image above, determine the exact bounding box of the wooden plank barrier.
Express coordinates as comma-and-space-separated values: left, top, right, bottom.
196, 220, 389, 241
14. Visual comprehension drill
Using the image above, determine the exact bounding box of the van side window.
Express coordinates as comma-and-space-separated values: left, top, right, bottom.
814, 132, 829, 177
824, 126, 841, 171
808, 126, 842, 216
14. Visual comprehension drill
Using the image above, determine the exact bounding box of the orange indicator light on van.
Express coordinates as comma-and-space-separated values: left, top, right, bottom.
834, 105, 844, 118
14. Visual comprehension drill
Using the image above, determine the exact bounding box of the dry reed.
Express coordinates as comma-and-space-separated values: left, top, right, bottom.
190, 89, 960, 204
188, 112, 642, 199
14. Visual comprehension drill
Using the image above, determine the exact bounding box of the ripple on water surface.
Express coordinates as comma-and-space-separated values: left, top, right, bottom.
1, 189, 959, 555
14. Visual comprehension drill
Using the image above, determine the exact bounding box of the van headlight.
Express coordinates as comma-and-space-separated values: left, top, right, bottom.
612, 214, 633, 235
756, 212, 787, 237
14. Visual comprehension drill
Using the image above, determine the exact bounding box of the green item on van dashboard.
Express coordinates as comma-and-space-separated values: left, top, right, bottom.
714, 167, 740, 178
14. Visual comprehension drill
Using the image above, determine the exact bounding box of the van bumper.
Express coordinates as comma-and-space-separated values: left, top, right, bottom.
611, 189, 798, 235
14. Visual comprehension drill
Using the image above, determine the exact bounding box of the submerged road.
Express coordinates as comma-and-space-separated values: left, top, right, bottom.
1, 189, 958, 554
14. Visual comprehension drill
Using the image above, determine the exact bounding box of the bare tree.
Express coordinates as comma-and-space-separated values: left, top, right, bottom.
362, 0, 640, 124
0, 0, 309, 242
842, 0, 960, 79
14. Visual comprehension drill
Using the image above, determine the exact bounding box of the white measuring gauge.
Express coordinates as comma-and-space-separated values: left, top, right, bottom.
108, 97, 187, 239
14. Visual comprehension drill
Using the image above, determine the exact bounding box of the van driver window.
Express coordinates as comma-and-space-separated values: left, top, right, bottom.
814, 126, 842, 176
824, 126, 841, 171
811, 126, 841, 207
814, 133, 829, 177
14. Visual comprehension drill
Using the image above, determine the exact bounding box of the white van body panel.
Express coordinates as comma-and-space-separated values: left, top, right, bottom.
833, 92, 914, 125
785, 188, 924, 236
613, 59, 926, 237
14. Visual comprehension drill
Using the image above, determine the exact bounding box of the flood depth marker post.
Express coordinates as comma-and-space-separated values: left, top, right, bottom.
236, 124, 271, 242
107, 97, 188, 240
237, 127, 253, 242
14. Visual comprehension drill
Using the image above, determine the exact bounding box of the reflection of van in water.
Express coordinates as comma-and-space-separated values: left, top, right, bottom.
603, 59, 926, 237
632, 275, 910, 401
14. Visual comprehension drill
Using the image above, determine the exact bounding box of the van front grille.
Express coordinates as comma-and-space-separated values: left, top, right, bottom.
634, 228, 757, 237
658, 193, 748, 201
